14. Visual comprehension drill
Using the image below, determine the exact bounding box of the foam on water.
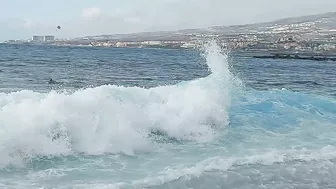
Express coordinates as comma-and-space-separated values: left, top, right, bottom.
0, 41, 238, 168
129, 146, 336, 188
1, 41, 336, 189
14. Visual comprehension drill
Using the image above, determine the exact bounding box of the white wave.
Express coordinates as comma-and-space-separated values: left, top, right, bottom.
0, 41, 236, 167
131, 145, 336, 189
4, 146, 336, 189
44, 145, 336, 189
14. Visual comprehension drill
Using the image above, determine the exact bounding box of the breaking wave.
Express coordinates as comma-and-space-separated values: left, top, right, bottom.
0, 41, 240, 167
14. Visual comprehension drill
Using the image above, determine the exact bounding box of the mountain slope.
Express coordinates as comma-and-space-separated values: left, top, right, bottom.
80, 12, 336, 40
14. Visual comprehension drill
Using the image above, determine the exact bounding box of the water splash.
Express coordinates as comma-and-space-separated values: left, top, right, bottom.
0, 41, 235, 167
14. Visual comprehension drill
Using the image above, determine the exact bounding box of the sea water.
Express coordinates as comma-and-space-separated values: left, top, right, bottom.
0, 42, 336, 189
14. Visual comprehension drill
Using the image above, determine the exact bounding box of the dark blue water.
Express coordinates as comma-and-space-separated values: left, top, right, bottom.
0, 44, 209, 92
0, 42, 336, 189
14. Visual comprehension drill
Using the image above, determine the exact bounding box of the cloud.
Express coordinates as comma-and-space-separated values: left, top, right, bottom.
82, 7, 101, 19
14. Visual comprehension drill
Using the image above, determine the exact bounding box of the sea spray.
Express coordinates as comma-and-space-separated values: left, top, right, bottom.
0, 41, 235, 168
1, 38, 336, 189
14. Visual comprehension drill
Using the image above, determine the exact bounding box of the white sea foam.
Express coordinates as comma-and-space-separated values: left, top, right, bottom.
130, 146, 336, 189
0, 41, 236, 167
47, 146, 336, 189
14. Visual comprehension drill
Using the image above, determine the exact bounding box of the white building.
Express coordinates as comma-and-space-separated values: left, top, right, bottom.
44, 35, 55, 41
32, 36, 44, 42
142, 41, 161, 45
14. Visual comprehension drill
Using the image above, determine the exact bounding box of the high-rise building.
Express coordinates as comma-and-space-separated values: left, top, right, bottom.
32, 36, 44, 42
45, 35, 55, 41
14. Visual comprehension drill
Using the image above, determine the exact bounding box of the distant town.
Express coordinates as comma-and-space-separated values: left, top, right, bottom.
2, 12, 336, 55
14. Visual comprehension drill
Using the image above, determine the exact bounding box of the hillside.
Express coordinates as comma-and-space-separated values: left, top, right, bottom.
80, 12, 336, 41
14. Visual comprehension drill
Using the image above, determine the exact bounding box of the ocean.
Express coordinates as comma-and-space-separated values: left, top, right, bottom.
0, 42, 336, 189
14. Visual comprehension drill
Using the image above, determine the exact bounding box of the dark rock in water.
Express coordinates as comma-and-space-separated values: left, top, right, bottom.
253, 53, 336, 61
148, 129, 183, 144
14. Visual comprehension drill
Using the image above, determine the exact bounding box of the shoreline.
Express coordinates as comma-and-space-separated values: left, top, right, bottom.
2, 42, 336, 60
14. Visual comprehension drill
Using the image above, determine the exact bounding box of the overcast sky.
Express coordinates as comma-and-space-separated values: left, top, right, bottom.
1, 0, 336, 40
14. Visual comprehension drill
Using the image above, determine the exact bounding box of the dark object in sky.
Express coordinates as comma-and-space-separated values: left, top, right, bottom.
57, 26, 61, 30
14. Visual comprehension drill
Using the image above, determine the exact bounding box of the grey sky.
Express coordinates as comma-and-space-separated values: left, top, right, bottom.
1, 0, 336, 40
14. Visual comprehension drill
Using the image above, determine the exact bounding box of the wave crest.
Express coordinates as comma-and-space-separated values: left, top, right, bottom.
0, 41, 235, 167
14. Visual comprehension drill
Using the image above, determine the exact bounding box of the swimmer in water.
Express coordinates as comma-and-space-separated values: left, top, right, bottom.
48, 78, 56, 84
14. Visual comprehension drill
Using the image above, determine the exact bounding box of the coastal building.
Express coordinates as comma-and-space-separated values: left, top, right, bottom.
142, 41, 161, 45
32, 36, 44, 42
45, 35, 55, 41
116, 42, 127, 47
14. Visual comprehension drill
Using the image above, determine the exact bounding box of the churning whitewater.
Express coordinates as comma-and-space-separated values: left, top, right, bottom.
0, 42, 236, 167
1, 42, 336, 189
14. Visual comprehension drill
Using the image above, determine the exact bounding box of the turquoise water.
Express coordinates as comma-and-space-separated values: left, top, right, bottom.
0, 42, 336, 188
